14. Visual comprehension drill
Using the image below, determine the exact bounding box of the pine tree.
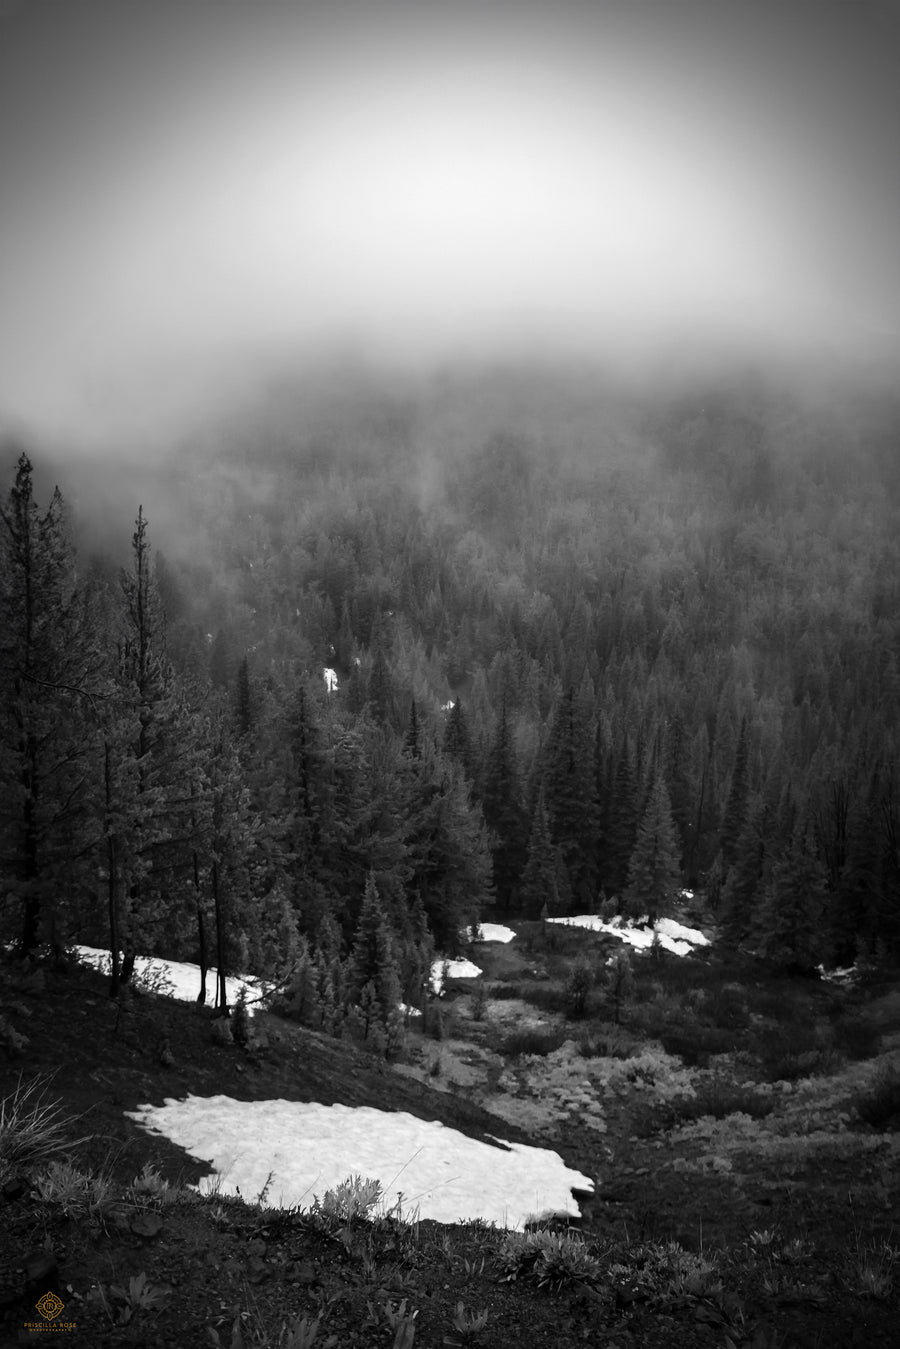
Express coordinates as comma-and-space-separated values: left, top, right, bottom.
442, 698, 473, 778
758, 821, 828, 972
347, 872, 402, 1023
623, 774, 681, 925
0, 455, 101, 955
519, 782, 566, 917
718, 797, 768, 947
109, 508, 201, 988
233, 656, 254, 738
481, 702, 527, 911
603, 742, 640, 901
720, 716, 751, 870
543, 686, 599, 909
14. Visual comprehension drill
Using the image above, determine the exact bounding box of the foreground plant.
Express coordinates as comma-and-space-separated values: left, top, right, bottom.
496, 1228, 603, 1289
0, 1073, 85, 1185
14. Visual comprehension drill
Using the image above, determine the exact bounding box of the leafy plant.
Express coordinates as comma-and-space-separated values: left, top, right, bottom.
382, 1296, 418, 1348
130, 1160, 178, 1205
496, 1228, 602, 1289
312, 1174, 383, 1223
448, 1301, 489, 1345
34, 1159, 115, 1219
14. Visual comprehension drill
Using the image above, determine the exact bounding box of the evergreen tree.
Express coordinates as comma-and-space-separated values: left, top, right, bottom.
480, 702, 527, 911
719, 716, 751, 870
0, 455, 100, 954
543, 686, 599, 909
519, 782, 567, 917
233, 656, 254, 738
758, 821, 828, 972
442, 697, 473, 778
623, 774, 681, 924
603, 741, 640, 900
347, 872, 402, 1020
718, 796, 769, 947
111, 508, 201, 986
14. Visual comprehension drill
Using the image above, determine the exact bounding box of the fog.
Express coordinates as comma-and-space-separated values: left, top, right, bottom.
1, 0, 899, 455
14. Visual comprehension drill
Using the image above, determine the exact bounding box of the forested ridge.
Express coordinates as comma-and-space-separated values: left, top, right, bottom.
3, 362, 900, 1037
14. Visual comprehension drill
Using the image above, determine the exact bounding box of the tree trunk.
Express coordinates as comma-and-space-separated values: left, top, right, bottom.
212, 859, 228, 1013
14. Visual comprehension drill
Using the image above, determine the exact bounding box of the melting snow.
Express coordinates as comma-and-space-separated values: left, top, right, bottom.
466, 923, 516, 944
547, 914, 710, 957
430, 957, 482, 994
74, 946, 263, 1012
126, 1095, 593, 1228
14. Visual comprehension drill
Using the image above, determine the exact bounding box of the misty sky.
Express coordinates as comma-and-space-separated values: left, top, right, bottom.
2, 0, 899, 448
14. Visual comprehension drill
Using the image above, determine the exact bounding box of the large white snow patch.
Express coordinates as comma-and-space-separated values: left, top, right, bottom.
74, 946, 263, 1011
430, 957, 482, 994
547, 914, 710, 957
465, 923, 516, 944
127, 1096, 593, 1229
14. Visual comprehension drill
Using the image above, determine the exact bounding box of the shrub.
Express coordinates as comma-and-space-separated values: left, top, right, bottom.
496, 1228, 602, 1289
753, 1021, 831, 1081
831, 1013, 882, 1062
311, 1174, 384, 1223
661, 1080, 774, 1128
578, 1025, 642, 1059
229, 987, 252, 1047
486, 983, 522, 1001
34, 1159, 115, 1219
657, 1023, 735, 1068
854, 1067, 900, 1131
565, 959, 595, 1018
499, 1027, 566, 1058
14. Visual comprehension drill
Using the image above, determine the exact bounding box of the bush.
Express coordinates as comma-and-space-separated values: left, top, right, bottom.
662, 1080, 774, 1128
854, 1068, 900, 1131
578, 1025, 642, 1059
753, 1021, 832, 1081
486, 983, 522, 1001
496, 1228, 603, 1289
831, 1013, 882, 1062
657, 1023, 735, 1068
499, 1027, 566, 1058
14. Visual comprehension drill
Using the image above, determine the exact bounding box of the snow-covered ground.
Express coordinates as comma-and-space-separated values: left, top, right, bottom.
127, 1095, 593, 1229
73, 946, 264, 1011
547, 914, 710, 957
465, 922, 516, 944
430, 956, 482, 994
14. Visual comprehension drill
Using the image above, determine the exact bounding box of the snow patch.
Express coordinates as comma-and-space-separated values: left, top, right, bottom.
126, 1095, 593, 1228
547, 914, 710, 957
463, 923, 516, 944
73, 946, 263, 1013
430, 957, 482, 994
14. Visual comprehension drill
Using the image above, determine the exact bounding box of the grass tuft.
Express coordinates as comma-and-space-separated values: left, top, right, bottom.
0, 1072, 86, 1185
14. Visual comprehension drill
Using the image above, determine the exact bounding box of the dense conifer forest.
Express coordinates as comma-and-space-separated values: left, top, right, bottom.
3, 360, 900, 1039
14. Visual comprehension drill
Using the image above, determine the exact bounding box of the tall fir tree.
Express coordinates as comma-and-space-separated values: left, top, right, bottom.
719, 716, 751, 870
480, 701, 527, 911
603, 740, 640, 901
346, 871, 402, 1021
758, 820, 828, 972
543, 686, 599, 909
519, 781, 569, 917
0, 455, 100, 954
623, 774, 681, 924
